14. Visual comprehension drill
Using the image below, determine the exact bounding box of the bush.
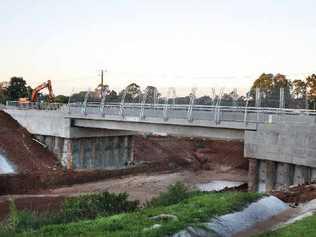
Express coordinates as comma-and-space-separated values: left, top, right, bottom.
61, 192, 139, 222
147, 182, 192, 207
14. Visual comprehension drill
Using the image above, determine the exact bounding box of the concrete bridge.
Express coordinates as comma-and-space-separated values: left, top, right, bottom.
4, 101, 316, 192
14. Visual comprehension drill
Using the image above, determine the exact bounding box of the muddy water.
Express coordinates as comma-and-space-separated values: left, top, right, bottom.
196, 180, 244, 192
0, 154, 14, 174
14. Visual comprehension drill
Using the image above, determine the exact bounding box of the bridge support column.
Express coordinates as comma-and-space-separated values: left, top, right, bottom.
293, 165, 311, 185
275, 163, 293, 190
62, 139, 73, 169
311, 168, 316, 182
53, 137, 64, 161
35, 135, 134, 171
265, 161, 276, 192
248, 159, 258, 192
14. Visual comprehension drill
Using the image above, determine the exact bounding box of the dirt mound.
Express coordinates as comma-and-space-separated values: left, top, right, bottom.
134, 136, 248, 171
0, 110, 60, 174
271, 184, 316, 204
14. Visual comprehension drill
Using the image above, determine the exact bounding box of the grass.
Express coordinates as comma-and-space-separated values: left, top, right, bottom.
0, 182, 262, 237
258, 214, 316, 237
13, 192, 260, 237
0, 191, 139, 236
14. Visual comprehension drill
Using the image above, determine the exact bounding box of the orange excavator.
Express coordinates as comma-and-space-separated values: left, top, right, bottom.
19, 80, 54, 104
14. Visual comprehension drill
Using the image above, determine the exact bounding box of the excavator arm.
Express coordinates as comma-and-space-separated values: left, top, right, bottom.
31, 80, 54, 102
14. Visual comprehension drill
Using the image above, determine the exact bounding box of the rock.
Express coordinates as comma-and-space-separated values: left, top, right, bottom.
143, 224, 162, 232
149, 214, 179, 222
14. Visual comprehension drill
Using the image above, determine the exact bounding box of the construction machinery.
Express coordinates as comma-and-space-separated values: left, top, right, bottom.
19, 80, 54, 104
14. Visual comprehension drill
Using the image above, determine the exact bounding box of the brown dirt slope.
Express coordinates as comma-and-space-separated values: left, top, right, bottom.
134, 135, 248, 171
0, 110, 60, 174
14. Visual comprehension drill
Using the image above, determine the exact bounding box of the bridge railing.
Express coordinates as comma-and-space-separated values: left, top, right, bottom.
5, 101, 64, 110
5, 99, 316, 125
65, 101, 316, 125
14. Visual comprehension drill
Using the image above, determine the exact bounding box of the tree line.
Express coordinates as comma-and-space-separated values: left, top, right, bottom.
1, 73, 316, 109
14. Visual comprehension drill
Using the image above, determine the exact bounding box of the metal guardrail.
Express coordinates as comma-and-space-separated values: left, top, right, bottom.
5, 100, 316, 125
6, 101, 64, 110
66, 102, 316, 125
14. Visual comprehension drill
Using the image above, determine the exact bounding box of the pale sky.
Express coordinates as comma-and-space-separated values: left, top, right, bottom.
1, 0, 316, 96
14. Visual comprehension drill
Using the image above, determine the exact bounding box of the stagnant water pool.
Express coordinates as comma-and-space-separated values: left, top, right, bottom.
196, 180, 244, 192
0, 154, 15, 174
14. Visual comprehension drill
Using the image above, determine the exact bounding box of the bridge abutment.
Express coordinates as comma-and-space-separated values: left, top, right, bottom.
245, 119, 316, 192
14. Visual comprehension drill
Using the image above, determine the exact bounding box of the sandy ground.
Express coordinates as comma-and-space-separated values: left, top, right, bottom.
46, 168, 248, 203
0, 168, 247, 219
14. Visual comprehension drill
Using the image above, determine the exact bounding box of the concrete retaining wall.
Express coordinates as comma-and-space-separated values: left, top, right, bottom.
34, 135, 134, 170
245, 122, 316, 168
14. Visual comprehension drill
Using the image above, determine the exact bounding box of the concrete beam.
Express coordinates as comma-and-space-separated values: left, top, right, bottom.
5, 109, 136, 138
72, 118, 245, 140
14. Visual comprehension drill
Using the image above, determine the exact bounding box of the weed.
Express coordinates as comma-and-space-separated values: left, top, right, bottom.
146, 182, 200, 207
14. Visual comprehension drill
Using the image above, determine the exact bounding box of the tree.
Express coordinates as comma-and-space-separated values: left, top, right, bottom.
0, 82, 8, 104
251, 73, 274, 93
119, 83, 141, 102
7, 77, 28, 100
0, 90, 7, 104
143, 86, 160, 104
106, 90, 119, 102
196, 95, 212, 105
250, 73, 291, 107
306, 74, 316, 102
55, 95, 70, 103
292, 79, 306, 99
71, 91, 87, 102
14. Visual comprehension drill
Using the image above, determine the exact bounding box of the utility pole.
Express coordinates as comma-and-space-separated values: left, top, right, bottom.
100, 69, 104, 87
99, 69, 108, 98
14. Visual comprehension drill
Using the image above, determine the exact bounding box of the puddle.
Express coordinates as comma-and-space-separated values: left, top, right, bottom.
196, 180, 244, 192
0, 154, 15, 174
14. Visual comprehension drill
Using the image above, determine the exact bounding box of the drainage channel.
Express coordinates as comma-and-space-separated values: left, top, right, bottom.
0, 154, 15, 174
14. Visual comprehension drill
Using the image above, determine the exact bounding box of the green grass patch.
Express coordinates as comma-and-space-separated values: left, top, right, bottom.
258, 214, 316, 237
0, 191, 139, 235
11, 192, 261, 237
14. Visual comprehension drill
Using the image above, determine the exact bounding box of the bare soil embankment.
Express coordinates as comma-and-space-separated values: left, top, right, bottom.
0, 111, 59, 174
134, 135, 248, 172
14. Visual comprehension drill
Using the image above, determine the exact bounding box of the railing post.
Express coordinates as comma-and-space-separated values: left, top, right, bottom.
140, 88, 149, 120
187, 88, 197, 122
279, 87, 285, 109
305, 91, 309, 110
100, 91, 107, 117
67, 89, 74, 114
153, 87, 158, 109
163, 97, 169, 121
214, 88, 223, 124
120, 89, 127, 119
243, 98, 249, 125
232, 88, 238, 107
255, 87, 261, 123
278, 87, 285, 120
81, 90, 90, 116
